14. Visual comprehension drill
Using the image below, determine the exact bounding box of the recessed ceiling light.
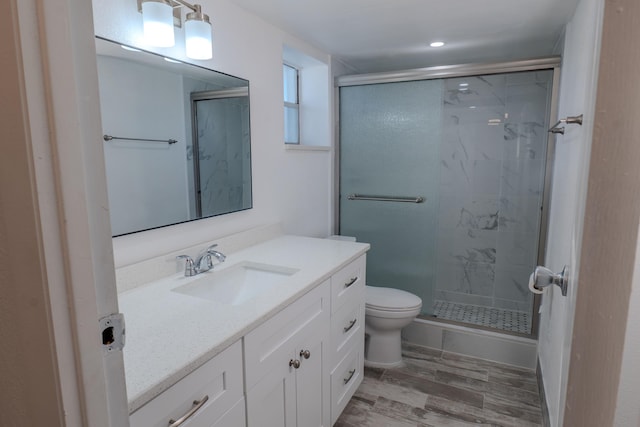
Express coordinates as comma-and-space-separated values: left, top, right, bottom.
430, 41, 445, 48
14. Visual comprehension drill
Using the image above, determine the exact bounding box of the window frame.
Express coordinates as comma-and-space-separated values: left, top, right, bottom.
283, 62, 300, 144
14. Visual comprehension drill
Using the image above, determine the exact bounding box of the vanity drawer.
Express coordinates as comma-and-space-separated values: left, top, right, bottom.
244, 280, 330, 390
330, 340, 364, 425
130, 341, 243, 427
331, 301, 364, 365
330, 255, 366, 314
210, 397, 245, 427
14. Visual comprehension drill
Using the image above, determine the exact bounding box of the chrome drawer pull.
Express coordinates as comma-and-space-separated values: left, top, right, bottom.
343, 369, 356, 385
343, 318, 357, 333
169, 395, 209, 426
344, 277, 358, 288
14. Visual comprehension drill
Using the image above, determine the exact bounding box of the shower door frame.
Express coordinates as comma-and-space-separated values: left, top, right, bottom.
190, 87, 250, 218
334, 58, 561, 338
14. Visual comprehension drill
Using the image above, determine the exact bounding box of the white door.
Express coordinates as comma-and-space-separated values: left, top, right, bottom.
13, 0, 130, 425
536, 0, 604, 425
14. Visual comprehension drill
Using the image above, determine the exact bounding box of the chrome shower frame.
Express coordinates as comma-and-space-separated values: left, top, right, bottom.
333, 57, 562, 338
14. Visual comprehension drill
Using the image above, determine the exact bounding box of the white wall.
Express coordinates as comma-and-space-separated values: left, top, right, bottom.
97, 56, 190, 235
92, 0, 334, 267
537, 0, 603, 424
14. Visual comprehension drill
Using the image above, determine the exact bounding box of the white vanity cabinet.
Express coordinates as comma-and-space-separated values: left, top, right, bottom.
244, 254, 366, 427
123, 236, 369, 427
244, 280, 331, 427
129, 341, 245, 427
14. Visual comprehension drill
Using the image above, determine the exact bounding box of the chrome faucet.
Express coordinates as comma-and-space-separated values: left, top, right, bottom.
176, 244, 226, 277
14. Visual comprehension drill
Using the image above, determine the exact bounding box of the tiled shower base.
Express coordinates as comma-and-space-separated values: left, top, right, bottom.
432, 300, 532, 334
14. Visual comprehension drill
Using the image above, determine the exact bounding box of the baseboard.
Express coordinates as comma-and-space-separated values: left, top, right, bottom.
402, 317, 538, 369
537, 359, 551, 427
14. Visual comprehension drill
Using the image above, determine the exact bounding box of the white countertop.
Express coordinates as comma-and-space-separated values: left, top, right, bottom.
119, 235, 369, 412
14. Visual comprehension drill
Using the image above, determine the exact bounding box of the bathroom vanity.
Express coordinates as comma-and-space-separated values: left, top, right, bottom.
118, 234, 368, 427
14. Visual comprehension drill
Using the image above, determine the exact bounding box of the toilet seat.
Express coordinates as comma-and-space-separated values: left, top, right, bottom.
365, 286, 422, 312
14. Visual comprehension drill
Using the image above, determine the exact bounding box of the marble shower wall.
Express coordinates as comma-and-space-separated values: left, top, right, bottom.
435, 70, 553, 312
194, 96, 252, 218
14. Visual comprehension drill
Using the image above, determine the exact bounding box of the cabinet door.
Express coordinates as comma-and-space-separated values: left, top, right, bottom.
295, 336, 330, 427
246, 358, 296, 427
245, 281, 330, 390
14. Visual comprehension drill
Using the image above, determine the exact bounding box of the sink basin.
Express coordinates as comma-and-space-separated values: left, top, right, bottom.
172, 262, 298, 305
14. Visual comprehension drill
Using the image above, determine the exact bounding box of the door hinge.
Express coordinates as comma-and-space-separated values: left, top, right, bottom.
99, 313, 125, 353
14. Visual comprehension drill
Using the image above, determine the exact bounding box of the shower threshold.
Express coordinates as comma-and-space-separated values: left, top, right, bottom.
431, 300, 532, 335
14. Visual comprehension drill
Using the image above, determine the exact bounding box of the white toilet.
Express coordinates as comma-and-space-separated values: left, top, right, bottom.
364, 286, 422, 368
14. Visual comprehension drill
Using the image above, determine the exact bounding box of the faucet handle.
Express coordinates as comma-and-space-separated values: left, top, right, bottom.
206, 244, 226, 263
176, 255, 196, 277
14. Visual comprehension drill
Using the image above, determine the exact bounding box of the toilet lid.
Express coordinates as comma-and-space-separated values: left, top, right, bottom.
366, 286, 422, 311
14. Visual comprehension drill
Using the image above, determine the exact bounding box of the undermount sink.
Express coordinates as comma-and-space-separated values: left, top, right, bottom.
172, 261, 299, 305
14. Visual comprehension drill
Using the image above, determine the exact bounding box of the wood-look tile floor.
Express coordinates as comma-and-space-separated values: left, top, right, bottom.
335, 342, 543, 427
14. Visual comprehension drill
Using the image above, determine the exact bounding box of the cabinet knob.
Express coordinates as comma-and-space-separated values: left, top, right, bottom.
289, 359, 301, 369
300, 349, 311, 359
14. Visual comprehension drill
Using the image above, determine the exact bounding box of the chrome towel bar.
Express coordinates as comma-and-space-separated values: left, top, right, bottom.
548, 114, 583, 135
103, 134, 178, 145
347, 194, 425, 203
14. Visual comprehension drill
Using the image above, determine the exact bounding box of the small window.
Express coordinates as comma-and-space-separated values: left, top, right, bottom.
283, 64, 299, 144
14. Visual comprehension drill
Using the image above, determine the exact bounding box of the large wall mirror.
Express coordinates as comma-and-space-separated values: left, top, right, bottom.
95, 37, 252, 237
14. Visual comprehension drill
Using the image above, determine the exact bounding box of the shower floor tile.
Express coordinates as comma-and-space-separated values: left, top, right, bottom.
433, 300, 532, 334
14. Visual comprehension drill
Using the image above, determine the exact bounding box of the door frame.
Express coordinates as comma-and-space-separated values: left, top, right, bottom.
563, 0, 640, 424
7, 0, 129, 425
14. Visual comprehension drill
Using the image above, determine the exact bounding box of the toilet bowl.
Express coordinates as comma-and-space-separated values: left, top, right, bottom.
364, 286, 422, 368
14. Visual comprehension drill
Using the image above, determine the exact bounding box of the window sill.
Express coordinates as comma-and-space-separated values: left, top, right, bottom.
284, 144, 332, 152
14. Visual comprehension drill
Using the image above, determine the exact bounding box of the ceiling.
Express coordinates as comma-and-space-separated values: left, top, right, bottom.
228, 0, 580, 73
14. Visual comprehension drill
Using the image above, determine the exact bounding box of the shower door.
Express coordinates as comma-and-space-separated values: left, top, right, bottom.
339, 69, 554, 335
339, 80, 443, 314
190, 90, 252, 218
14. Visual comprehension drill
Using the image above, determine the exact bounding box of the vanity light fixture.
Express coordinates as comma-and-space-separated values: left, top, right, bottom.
141, 0, 175, 47
184, 4, 213, 60
140, 0, 213, 60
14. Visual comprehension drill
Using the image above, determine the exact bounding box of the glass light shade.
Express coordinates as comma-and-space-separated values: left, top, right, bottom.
185, 19, 213, 60
142, 1, 175, 47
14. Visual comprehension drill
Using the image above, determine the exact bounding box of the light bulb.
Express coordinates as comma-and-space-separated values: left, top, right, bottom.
142, 0, 175, 48
185, 7, 212, 60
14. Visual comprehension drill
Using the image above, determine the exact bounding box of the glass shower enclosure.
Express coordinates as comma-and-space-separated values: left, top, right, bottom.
338, 63, 557, 335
